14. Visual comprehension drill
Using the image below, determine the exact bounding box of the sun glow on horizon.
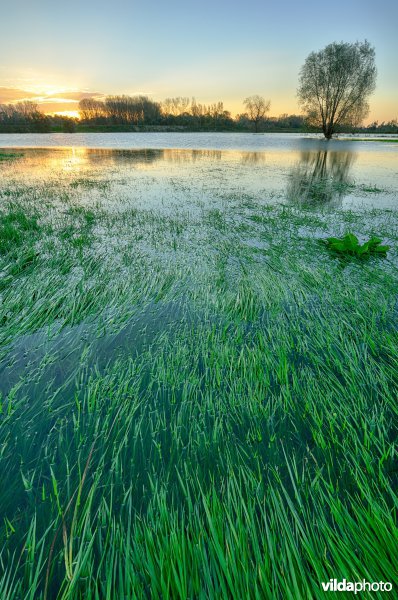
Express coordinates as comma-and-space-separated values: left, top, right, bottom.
50, 110, 80, 119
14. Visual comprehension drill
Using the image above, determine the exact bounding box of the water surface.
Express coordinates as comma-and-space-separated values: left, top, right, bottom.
1, 136, 397, 209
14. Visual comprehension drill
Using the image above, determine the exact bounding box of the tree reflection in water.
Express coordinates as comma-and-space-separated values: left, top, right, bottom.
240, 152, 267, 166
287, 149, 357, 206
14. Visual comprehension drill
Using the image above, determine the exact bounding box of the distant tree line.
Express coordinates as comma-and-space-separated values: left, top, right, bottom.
77, 95, 311, 132
78, 95, 235, 131
0, 95, 396, 134
360, 119, 398, 134
0, 101, 76, 133
78, 95, 161, 126
0, 101, 51, 133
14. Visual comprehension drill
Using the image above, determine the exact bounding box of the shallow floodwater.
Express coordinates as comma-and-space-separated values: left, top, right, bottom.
1, 133, 398, 597
0, 131, 397, 151
1, 133, 397, 209
0, 136, 397, 393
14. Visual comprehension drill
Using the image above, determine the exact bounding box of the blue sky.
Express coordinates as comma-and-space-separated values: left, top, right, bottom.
1, 0, 397, 120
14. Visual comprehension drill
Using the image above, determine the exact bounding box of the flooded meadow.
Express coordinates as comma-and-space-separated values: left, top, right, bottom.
0, 134, 397, 598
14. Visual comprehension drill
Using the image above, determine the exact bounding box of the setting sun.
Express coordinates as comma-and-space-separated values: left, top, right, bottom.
50, 110, 80, 119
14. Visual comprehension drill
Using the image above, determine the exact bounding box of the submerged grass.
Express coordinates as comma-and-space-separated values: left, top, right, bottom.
0, 207, 41, 255
0, 150, 397, 598
0, 151, 24, 161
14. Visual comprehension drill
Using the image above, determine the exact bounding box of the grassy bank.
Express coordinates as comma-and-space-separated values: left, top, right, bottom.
0, 151, 24, 161
0, 153, 397, 599
340, 138, 398, 143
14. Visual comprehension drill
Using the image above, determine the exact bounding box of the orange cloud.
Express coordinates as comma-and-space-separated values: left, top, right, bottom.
0, 87, 105, 115
0, 87, 36, 103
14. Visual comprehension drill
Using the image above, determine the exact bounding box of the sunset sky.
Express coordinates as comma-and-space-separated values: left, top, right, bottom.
1, 0, 397, 122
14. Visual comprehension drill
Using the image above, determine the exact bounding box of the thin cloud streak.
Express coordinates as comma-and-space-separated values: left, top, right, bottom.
0, 87, 106, 115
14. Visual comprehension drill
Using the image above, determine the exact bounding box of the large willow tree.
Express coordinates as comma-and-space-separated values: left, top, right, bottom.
297, 40, 377, 139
